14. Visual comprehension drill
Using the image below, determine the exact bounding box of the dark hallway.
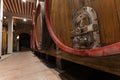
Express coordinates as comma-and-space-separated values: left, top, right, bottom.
19, 33, 30, 51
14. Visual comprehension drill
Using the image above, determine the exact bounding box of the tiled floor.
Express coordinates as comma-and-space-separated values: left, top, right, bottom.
0, 51, 62, 80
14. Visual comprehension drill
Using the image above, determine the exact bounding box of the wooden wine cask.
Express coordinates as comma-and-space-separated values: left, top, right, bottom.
48, 0, 120, 48
35, 2, 53, 50
31, 2, 42, 50
35, 3, 41, 49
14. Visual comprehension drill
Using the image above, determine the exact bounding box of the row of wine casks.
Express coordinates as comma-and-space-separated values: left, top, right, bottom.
31, 0, 120, 56
31, 1, 53, 50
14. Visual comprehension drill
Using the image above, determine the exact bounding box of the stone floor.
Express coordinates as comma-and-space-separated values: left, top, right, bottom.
0, 51, 62, 80
0, 53, 13, 61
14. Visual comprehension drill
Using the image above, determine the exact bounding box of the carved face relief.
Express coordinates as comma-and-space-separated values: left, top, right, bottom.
72, 7, 100, 49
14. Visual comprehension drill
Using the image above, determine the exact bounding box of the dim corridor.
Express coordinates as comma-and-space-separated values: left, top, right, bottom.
0, 51, 62, 80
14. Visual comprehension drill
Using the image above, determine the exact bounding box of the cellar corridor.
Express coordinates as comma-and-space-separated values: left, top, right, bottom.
1, 0, 120, 79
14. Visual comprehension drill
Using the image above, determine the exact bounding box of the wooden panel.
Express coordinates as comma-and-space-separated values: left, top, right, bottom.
92, 0, 120, 45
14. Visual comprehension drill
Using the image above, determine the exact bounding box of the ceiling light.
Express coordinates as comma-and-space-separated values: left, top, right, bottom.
17, 36, 19, 40
22, 0, 26, 2
4, 16, 7, 19
23, 18, 27, 22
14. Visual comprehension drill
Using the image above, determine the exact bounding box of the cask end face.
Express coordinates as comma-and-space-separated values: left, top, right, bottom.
48, 0, 120, 47
72, 7, 100, 49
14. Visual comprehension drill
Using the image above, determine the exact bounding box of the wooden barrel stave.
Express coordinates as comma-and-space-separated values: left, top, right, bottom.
35, 2, 53, 50
92, 0, 120, 45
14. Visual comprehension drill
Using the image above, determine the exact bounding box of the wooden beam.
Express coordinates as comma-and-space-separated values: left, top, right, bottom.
14, 0, 19, 14
4, 0, 11, 12
11, 0, 16, 13
18, 0, 22, 14
4, 11, 32, 19
12, 16, 32, 21
8, 0, 14, 13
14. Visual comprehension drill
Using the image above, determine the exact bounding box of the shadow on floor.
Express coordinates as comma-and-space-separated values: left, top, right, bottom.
59, 60, 120, 80
33, 52, 120, 80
